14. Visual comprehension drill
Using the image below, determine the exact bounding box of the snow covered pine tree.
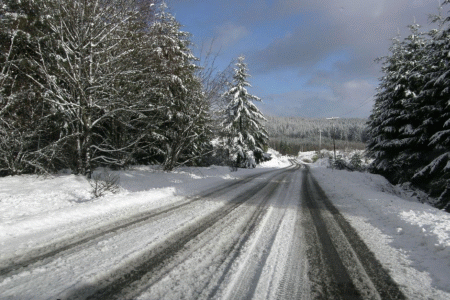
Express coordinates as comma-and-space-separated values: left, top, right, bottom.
367, 2, 450, 211
220, 56, 268, 169
367, 23, 428, 183
148, 3, 211, 171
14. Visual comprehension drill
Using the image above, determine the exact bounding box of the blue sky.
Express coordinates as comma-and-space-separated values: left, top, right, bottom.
167, 0, 440, 118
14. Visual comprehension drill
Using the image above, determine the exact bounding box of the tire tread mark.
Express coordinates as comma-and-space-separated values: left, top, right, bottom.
275, 170, 308, 300
302, 168, 362, 299
125, 172, 290, 300
203, 173, 290, 300
307, 168, 406, 299
0, 168, 283, 279
193, 172, 298, 300
240, 172, 294, 300
73, 169, 293, 300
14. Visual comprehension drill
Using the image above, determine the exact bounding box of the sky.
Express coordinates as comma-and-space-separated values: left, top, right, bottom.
166, 0, 442, 118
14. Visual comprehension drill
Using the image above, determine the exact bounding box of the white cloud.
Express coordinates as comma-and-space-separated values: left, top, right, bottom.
214, 22, 250, 49
259, 78, 376, 117
336, 79, 375, 107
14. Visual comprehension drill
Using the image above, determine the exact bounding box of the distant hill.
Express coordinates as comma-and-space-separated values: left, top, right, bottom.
264, 116, 368, 155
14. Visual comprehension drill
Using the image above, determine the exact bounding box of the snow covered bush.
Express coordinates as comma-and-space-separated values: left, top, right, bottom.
89, 170, 120, 198
312, 152, 320, 163
323, 151, 368, 172
332, 155, 349, 170
350, 153, 364, 171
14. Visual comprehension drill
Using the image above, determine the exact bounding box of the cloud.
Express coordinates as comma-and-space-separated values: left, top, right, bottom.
258, 75, 376, 118
248, 19, 348, 74
169, 0, 440, 117
259, 85, 370, 118
336, 80, 375, 105
213, 22, 250, 50
247, 0, 439, 78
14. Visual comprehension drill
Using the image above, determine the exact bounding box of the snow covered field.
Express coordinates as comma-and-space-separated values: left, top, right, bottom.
0, 149, 449, 299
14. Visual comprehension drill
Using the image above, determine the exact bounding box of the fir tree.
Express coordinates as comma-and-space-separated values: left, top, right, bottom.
411, 5, 450, 209
148, 3, 211, 171
367, 2, 450, 211
220, 56, 268, 168
367, 23, 428, 183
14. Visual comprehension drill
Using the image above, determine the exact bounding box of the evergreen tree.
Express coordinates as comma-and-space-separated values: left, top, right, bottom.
367, 2, 450, 211
411, 5, 450, 209
148, 3, 211, 171
220, 56, 268, 168
367, 23, 428, 183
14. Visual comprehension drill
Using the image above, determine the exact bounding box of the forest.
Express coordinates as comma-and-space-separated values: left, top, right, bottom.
0, 0, 267, 177
366, 1, 450, 211
265, 116, 368, 156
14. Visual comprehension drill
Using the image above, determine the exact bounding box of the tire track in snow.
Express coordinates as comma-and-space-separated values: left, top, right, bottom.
275, 168, 309, 300
61, 167, 296, 300
0, 168, 280, 280
202, 170, 295, 300
220, 169, 294, 300
302, 166, 406, 299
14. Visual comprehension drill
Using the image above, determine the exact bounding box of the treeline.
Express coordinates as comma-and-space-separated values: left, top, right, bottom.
0, 0, 267, 177
269, 137, 366, 156
265, 116, 368, 155
367, 1, 450, 211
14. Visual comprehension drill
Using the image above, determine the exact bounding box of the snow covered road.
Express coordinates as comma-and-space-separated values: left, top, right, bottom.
0, 162, 411, 300
0, 166, 299, 299
301, 167, 404, 299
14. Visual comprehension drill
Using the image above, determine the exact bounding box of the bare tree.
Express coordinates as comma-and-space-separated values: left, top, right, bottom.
29, 0, 158, 177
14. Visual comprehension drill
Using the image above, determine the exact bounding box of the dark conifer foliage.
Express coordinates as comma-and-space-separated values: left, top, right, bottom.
367, 24, 429, 183
0, 0, 229, 175
367, 1, 450, 211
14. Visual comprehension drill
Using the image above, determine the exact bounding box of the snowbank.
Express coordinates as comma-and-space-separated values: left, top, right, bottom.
0, 163, 286, 253
258, 148, 292, 168
309, 165, 450, 299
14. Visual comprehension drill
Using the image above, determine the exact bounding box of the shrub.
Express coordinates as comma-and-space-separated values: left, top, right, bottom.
89, 170, 120, 198
350, 153, 363, 171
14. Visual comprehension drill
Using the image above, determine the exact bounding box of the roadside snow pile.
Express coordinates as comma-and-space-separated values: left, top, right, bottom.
298, 149, 372, 170
297, 151, 316, 163
310, 166, 450, 299
0, 174, 92, 223
0, 162, 287, 247
258, 148, 292, 168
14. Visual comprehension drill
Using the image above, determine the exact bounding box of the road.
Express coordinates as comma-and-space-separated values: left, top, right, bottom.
0, 162, 405, 299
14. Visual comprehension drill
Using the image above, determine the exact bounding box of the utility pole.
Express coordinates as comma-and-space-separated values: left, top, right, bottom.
319, 129, 322, 157
326, 117, 339, 161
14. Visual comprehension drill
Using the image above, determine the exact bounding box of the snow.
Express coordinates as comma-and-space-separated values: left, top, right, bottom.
257, 148, 291, 168
0, 150, 449, 299
308, 163, 450, 299
0, 165, 273, 253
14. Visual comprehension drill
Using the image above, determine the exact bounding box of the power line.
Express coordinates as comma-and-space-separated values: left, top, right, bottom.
338, 95, 374, 118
